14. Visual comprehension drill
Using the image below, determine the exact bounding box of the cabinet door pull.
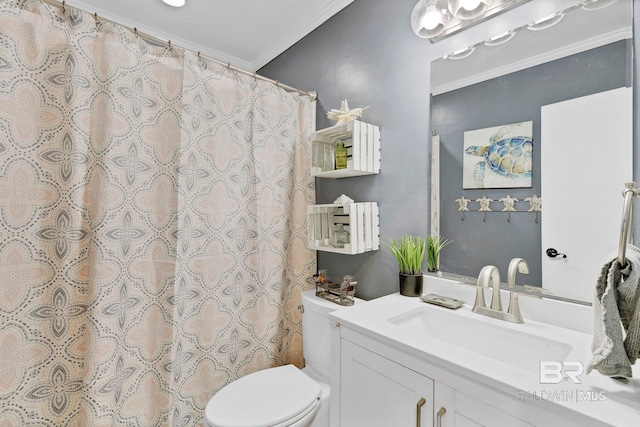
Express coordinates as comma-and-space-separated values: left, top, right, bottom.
416, 397, 426, 427
436, 406, 447, 427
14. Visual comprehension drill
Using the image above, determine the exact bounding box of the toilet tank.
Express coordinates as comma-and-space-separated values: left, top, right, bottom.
301, 289, 363, 381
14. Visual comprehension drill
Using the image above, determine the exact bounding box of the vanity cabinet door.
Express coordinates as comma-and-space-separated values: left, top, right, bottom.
434, 383, 533, 427
340, 340, 434, 427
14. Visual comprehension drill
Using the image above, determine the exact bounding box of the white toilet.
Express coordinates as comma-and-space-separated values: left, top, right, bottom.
204, 289, 363, 427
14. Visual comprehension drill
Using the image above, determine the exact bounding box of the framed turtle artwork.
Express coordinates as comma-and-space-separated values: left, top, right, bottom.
462, 121, 533, 189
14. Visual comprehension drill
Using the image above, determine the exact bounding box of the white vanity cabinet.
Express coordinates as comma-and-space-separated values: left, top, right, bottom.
434, 384, 533, 427
331, 322, 583, 427
335, 338, 533, 427
338, 339, 434, 426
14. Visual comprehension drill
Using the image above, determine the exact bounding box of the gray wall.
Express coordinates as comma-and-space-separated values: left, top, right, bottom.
260, 0, 640, 301
434, 41, 629, 287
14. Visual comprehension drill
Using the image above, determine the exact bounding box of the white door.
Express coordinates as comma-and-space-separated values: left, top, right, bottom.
541, 87, 633, 302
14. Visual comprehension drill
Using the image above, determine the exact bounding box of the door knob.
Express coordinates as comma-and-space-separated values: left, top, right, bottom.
546, 248, 567, 259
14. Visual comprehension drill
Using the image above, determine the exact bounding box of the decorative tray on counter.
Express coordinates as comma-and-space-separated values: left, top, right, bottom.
314, 271, 357, 306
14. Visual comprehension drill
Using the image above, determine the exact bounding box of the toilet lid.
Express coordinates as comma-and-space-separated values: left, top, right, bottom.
205, 364, 321, 427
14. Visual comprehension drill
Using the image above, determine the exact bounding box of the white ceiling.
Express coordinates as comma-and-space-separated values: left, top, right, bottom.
69, 0, 355, 71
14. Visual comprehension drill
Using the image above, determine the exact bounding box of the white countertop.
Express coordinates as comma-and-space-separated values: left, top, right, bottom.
329, 276, 640, 427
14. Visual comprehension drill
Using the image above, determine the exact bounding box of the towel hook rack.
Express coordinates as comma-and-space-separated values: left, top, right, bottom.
618, 182, 639, 268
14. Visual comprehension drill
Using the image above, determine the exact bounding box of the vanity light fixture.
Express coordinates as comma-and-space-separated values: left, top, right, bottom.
484, 30, 516, 46
161, 0, 185, 7
581, 0, 617, 10
526, 12, 564, 31
443, 46, 475, 60
411, 0, 530, 42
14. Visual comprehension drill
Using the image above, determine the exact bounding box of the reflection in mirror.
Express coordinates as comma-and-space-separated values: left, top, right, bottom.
430, 0, 633, 303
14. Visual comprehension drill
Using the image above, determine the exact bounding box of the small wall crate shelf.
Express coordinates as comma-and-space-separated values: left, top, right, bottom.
311, 120, 380, 178
307, 202, 379, 254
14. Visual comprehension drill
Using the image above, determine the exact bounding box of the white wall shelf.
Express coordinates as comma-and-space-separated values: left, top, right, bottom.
307, 202, 379, 255
311, 120, 380, 178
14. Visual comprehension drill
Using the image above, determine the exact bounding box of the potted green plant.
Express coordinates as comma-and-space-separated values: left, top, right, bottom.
387, 235, 426, 297
427, 235, 452, 273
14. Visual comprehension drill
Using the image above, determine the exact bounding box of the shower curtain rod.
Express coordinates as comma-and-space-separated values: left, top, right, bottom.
37, 0, 318, 101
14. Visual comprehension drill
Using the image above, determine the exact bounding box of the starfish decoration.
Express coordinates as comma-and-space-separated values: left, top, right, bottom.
327, 99, 369, 124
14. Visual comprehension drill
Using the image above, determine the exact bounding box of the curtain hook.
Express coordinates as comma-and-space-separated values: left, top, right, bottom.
134, 27, 138, 37
252, 72, 257, 82
61, 0, 66, 14
94, 12, 99, 22
168, 40, 172, 49
197, 51, 201, 58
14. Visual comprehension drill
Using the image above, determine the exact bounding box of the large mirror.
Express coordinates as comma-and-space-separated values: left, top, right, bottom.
430, 0, 633, 303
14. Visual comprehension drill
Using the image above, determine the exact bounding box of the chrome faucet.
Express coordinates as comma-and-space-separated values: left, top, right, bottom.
472, 261, 526, 324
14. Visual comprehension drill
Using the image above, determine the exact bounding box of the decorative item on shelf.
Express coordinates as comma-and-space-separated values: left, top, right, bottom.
427, 235, 452, 273
454, 195, 471, 220
332, 223, 350, 248
334, 194, 354, 204
314, 271, 357, 306
335, 141, 347, 169
327, 99, 370, 124
387, 235, 426, 297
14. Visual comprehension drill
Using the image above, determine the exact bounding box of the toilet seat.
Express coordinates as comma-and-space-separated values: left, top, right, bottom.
205, 364, 321, 427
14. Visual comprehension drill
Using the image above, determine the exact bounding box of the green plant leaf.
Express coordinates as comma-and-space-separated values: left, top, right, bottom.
385, 235, 427, 275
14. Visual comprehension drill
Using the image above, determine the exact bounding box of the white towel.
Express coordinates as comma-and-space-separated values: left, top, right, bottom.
588, 245, 640, 378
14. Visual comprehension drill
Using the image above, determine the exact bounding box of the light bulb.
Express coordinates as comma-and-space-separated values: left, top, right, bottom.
448, 0, 491, 20
411, 0, 449, 38
162, 0, 185, 7
459, 0, 482, 10
421, 5, 444, 30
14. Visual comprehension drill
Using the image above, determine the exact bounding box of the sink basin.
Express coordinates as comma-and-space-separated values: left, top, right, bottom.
388, 305, 573, 373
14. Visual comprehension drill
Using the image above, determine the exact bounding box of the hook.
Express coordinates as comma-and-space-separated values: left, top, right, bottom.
507, 211, 511, 223
461, 212, 465, 221
94, 12, 99, 22
483, 212, 487, 222
168, 40, 172, 49
61, 0, 66, 14
197, 51, 201, 58
134, 27, 138, 37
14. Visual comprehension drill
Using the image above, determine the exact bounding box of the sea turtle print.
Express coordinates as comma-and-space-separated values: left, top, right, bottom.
463, 122, 533, 188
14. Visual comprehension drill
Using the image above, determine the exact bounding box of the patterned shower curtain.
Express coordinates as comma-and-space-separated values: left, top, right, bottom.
0, 0, 316, 425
